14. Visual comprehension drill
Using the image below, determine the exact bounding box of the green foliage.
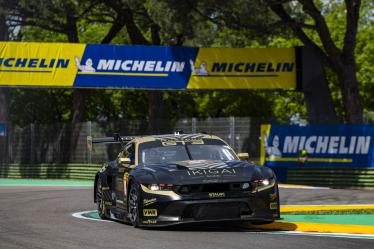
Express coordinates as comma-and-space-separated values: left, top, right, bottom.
5, 0, 374, 126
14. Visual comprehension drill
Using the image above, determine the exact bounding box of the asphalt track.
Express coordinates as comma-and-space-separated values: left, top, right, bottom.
0, 185, 374, 249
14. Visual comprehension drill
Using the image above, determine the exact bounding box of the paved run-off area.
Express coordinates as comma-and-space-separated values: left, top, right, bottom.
1, 180, 374, 249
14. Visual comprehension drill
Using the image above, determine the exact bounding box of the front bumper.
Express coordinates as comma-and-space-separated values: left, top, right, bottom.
139, 184, 280, 227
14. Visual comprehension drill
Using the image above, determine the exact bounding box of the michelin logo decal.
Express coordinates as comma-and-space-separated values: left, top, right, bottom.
75, 57, 95, 72
75, 56, 185, 74
265, 134, 371, 157
283, 135, 371, 155
190, 60, 209, 76
264, 134, 282, 158
189, 60, 294, 77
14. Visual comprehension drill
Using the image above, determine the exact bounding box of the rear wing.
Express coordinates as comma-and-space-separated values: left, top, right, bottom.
87, 133, 136, 152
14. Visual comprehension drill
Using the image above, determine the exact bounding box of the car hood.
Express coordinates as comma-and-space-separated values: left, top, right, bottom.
136, 160, 274, 185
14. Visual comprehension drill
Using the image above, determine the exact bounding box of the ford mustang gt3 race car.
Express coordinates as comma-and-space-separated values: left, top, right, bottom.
89, 133, 280, 227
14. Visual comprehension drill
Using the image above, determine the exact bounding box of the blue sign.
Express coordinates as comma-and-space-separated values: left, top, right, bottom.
74, 45, 199, 89
0, 123, 6, 136
261, 124, 374, 168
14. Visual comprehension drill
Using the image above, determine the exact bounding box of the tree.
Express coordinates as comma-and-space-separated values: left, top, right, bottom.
266, 0, 364, 123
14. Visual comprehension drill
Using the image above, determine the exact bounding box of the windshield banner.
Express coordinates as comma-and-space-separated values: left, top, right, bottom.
0, 42, 297, 89
260, 124, 374, 168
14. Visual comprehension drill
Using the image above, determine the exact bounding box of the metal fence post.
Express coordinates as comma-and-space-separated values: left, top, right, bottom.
229, 116, 235, 150
88, 121, 92, 164
30, 123, 35, 164
192, 118, 196, 133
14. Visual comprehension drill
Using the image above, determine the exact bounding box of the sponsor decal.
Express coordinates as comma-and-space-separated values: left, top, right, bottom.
187, 48, 296, 89
0, 57, 70, 69
0, 42, 85, 87
270, 202, 278, 210
261, 124, 374, 167
187, 168, 236, 176
269, 193, 277, 201
143, 209, 158, 217
142, 219, 157, 224
190, 61, 294, 76
123, 172, 129, 195
208, 192, 226, 198
143, 198, 157, 207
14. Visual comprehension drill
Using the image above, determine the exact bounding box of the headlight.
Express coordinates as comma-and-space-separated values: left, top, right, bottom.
252, 177, 275, 192
147, 184, 175, 191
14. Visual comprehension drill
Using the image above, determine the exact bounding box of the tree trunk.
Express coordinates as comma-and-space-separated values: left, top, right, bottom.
61, 16, 87, 162
337, 63, 363, 123
147, 91, 163, 134
0, 88, 9, 123
301, 46, 338, 123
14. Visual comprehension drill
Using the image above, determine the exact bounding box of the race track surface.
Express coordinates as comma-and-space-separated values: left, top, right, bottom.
0, 185, 373, 249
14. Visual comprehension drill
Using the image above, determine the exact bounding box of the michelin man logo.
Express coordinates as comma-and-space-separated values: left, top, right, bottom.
189, 60, 209, 76
263, 133, 282, 159
75, 56, 96, 72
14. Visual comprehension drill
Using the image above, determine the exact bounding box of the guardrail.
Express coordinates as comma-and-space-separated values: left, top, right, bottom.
0, 164, 101, 180
287, 167, 374, 188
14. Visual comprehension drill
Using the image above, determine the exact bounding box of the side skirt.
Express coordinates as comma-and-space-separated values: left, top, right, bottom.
108, 206, 130, 222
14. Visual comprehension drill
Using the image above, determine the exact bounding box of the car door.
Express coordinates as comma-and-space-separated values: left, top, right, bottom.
115, 143, 135, 209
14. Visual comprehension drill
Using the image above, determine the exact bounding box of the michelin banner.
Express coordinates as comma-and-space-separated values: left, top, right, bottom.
261, 124, 374, 168
0, 42, 297, 89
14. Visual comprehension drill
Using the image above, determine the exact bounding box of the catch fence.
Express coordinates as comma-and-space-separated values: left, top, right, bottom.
0, 117, 272, 165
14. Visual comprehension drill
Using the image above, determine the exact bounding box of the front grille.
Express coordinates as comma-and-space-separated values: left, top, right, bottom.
182, 202, 252, 220
176, 183, 249, 194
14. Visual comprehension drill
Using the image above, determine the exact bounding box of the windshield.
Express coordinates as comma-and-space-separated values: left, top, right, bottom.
138, 139, 238, 165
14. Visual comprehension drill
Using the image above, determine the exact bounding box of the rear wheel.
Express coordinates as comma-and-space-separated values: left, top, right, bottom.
96, 178, 108, 219
128, 183, 141, 227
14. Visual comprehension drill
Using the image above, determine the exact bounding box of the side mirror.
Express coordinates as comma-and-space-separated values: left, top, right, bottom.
237, 152, 249, 161
118, 157, 131, 167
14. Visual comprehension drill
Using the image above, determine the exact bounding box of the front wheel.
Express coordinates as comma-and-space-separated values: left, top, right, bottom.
128, 183, 141, 227
96, 178, 108, 219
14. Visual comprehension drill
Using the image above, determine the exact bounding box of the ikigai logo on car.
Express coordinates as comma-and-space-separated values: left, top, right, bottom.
177, 160, 238, 177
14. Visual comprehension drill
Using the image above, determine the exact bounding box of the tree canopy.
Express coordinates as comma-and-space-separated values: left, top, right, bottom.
0, 0, 372, 126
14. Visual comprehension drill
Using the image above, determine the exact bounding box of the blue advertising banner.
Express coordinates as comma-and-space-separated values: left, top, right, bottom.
0, 123, 6, 136
74, 45, 199, 89
260, 124, 374, 168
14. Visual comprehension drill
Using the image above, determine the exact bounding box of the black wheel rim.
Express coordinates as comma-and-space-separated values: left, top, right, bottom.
129, 187, 138, 223
96, 180, 105, 215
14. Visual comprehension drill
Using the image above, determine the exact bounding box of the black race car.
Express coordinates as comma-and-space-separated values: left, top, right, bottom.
89, 133, 280, 227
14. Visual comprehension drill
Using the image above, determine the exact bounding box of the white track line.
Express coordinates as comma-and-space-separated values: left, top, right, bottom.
72, 210, 111, 222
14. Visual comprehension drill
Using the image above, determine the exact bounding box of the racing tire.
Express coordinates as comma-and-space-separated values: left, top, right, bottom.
128, 183, 141, 228
96, 178, 108, 220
